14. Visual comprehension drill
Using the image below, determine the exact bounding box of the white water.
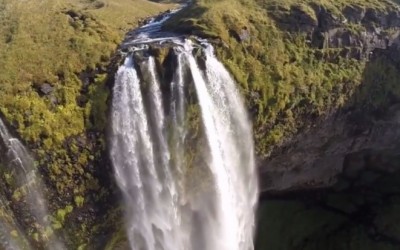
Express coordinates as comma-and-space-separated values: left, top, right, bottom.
110, 55, 187, 250
110, 39, 257, 250
122, 6, 185, 49
169, 52, 186, 196
0, 119, 64, 250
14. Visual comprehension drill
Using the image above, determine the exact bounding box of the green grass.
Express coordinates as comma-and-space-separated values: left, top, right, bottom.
0, 0, 175, 247
0, 0, 174, 147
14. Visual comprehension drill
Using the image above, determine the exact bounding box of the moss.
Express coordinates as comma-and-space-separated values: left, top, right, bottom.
351, 54, 400, 110
85, 73, 110, 131
74, 196, 85, 208
104, 228, 129, 250
152, 46, 171, 65
56, 205, 74, 224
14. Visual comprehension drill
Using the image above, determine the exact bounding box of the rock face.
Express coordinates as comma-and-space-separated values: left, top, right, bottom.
256, 5, 400, 249
260, 2, 400, 194
260, 103, 400, 193
269, 3, 400, 60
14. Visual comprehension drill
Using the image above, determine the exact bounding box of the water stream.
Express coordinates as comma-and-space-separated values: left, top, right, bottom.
110, 10, 258, 250
0, 119, 64, 250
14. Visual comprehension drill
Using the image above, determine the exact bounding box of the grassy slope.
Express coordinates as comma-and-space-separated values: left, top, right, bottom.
0, 0, 173, 144
0, 0, 175, 247
167, 0, 400, 157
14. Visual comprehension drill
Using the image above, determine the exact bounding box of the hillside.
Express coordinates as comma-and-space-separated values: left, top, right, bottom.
0, 0, 175, 248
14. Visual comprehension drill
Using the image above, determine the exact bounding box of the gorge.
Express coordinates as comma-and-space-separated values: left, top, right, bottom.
1, 0, 400, 249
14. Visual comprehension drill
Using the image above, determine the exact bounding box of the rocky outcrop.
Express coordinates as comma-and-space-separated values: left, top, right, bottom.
269, 3, 400, 60
259, 1, 400, 194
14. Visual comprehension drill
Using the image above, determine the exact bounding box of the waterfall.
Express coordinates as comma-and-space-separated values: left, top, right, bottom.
110, 39, 258, 250
0, 119, 64, 250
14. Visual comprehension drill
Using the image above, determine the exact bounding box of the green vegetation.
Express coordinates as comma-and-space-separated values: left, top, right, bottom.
167, 0, 400, 157
74, 195, 85, 207
0, 0, 175, 247
104, 228, 129, 250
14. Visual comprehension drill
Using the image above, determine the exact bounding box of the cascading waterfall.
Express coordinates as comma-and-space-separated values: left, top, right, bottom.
169, 52, 186, 196
0, 4, 257, 250
110, 36, 258, 249
0, 119, 64, 250
111, 54, 185, 250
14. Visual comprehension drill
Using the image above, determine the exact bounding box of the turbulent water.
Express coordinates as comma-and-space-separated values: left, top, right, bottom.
0, 119, 64, 250
110, 17, 258, 249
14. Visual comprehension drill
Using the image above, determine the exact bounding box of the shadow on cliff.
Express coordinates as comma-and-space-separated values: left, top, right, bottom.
256, 45, 400, 249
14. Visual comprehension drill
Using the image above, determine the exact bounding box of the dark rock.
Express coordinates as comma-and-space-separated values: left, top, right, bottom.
76, 95, 88, 107
228, 29, 241, 42
79, 71, 93, 88
39, 83, 53, 95
364, 8, 384, 26
269, 2, 400, 60
63, 10, 79, 19
387, 11, 400, 27
317, 7, 342, 30
343, 5, 366, 24
259, 103, 400, 193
